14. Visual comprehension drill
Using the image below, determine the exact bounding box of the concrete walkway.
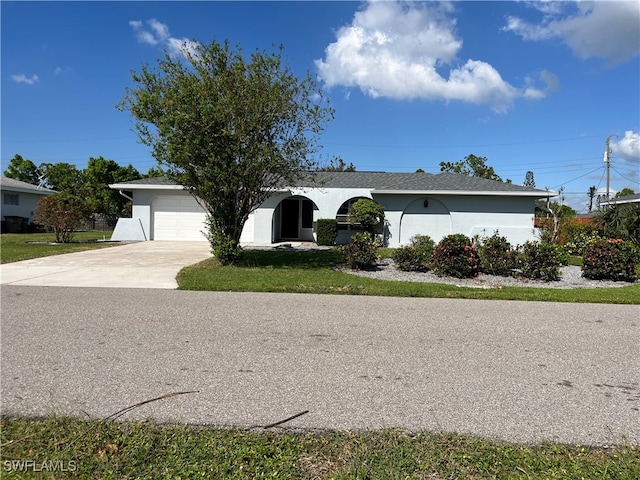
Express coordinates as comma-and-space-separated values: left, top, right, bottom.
0, 241, 211, 289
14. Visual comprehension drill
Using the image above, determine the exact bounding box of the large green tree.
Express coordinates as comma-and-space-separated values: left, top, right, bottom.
118, 40, 334, 263
4, 154, 40, 184
439, 154, 507, 182
84, 157, 141, 224
40, 162, 86, 192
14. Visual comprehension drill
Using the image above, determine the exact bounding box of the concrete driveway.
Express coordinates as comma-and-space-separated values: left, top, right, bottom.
0, 241, 211, 289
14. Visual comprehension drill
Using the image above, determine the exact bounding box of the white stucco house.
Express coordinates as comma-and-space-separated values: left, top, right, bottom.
1, 176, 55, 232
109, 171, 554, 247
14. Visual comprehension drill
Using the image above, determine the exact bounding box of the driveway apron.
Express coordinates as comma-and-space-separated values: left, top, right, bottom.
0, 241, 211, 289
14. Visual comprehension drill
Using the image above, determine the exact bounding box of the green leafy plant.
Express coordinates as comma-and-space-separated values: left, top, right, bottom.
432, 234, 478, 278
347, 198, 385, 235
316, 218, 338, 246
393, 234, 435, 272
582, 239, 639, 282
559, 221, 602, 256
597, 204, 640, 247
34, 193, 90, 243
516, 241, 562, 282
340, 231, 380, 270
478, 231, 516, 276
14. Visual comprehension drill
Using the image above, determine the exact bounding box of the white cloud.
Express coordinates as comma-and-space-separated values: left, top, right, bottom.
612, 131, 640, 163
129, 19, 198, 57
315, 1, 542, 112
12, 73, 39, 85
503, 1, 640, 63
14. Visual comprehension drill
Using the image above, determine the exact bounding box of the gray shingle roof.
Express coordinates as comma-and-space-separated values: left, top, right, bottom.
0, 176, 55, 194
601, 193, 640, 205
113, 172, 550, 195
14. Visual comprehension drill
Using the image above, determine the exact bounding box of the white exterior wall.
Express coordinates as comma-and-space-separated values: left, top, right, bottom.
114, 186, 539, 247
1, 191, 47, 223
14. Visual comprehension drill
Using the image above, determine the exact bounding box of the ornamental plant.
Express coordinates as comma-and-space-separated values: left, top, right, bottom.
347, 198, 385, 235
393, 234, 435, 272
34, 193, 90, 243
316, 218, 338, 246
340, 232, 381, 270
515, 241, 562, 282
582, 239, 639, 282
478, 231, 516, 276
432, 234, 478, 278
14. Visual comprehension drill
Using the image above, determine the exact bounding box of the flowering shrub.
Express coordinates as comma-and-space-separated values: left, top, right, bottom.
515, 241, 562, 282
478, 231, 517, 276
560, 222, 602, 256
340, 232, 381, 270
432, 234, 478, 278
393, 234, 435, 272
582, 239, 639, 282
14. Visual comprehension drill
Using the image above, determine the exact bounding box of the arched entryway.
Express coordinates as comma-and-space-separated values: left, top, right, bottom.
275, 196, 316, 241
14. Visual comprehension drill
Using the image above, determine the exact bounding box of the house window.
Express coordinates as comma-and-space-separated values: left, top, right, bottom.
336, 197, 367, 231
3, 194, 19, 206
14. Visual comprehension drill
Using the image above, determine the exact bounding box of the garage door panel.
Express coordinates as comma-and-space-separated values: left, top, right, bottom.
153, 196, 207, 241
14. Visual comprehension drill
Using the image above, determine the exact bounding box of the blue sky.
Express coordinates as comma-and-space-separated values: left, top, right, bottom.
2, 1, 639, 213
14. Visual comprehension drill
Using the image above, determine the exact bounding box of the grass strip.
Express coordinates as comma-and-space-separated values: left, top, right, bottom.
1, 416, 637, 479
0, 231, 115, 264
177, 250, 640, 304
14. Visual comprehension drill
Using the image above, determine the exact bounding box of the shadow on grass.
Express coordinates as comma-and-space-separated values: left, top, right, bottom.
238, 248, 344, 269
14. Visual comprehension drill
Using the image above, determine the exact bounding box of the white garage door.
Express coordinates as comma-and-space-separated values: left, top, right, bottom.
153, 195, 208, 241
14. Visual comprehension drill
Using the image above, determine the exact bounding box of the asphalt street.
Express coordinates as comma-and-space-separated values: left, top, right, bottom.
1, 286, 638, 446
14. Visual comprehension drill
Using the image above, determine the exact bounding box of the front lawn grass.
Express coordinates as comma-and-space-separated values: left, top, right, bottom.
1, 416, 637, 479
0, 231, 115, 264
177, 249, 640, 304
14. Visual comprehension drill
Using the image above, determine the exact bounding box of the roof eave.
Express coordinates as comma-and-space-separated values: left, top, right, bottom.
109, 183, 186, 190
371, 189, 556, 197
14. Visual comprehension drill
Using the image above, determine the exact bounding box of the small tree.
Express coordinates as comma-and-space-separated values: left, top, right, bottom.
347, 198, 385, 235
118, 39, 334, 264
35, 193, 90, 243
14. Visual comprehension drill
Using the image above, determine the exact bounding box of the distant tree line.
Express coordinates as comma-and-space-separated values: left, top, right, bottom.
3, 153, 162, 226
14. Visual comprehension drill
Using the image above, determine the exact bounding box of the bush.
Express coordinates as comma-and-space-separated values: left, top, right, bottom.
597, 204, 640, 247
205, 218, 241, 265
432, 234, 478, 278
582, 239, 639, 282
316, 218, 338, 246
392, 234, 435, 272
478, 231, 516, 276
34, 193, 90, 243
347, 198, 385, 235
340, 232, 380, 270
560, 221, 602, 256
515, 241, 562, 282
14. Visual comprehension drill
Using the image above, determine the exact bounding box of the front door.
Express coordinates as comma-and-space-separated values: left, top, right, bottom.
280, 199, 300, 239
279, 198, 314, 240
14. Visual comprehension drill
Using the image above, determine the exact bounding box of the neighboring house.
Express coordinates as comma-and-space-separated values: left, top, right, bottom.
599, 193, 640, 207
0, 176, 55, 232
109, 171, 554, 247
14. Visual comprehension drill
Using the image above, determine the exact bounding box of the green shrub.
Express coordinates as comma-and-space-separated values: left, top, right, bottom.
347, 198, 385, 234
340, 232, 381, 270
34, 193, 90, 243
316, 218, 338, 246
560, 222, 602, 256
516, 241, 562, 282
582, 239, 639, 282
393, 234, 435, 272
478, 231, 516, 276
432, 234, 478, 278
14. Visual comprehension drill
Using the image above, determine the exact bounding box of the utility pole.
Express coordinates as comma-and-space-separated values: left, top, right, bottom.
604, 135, 615, 200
